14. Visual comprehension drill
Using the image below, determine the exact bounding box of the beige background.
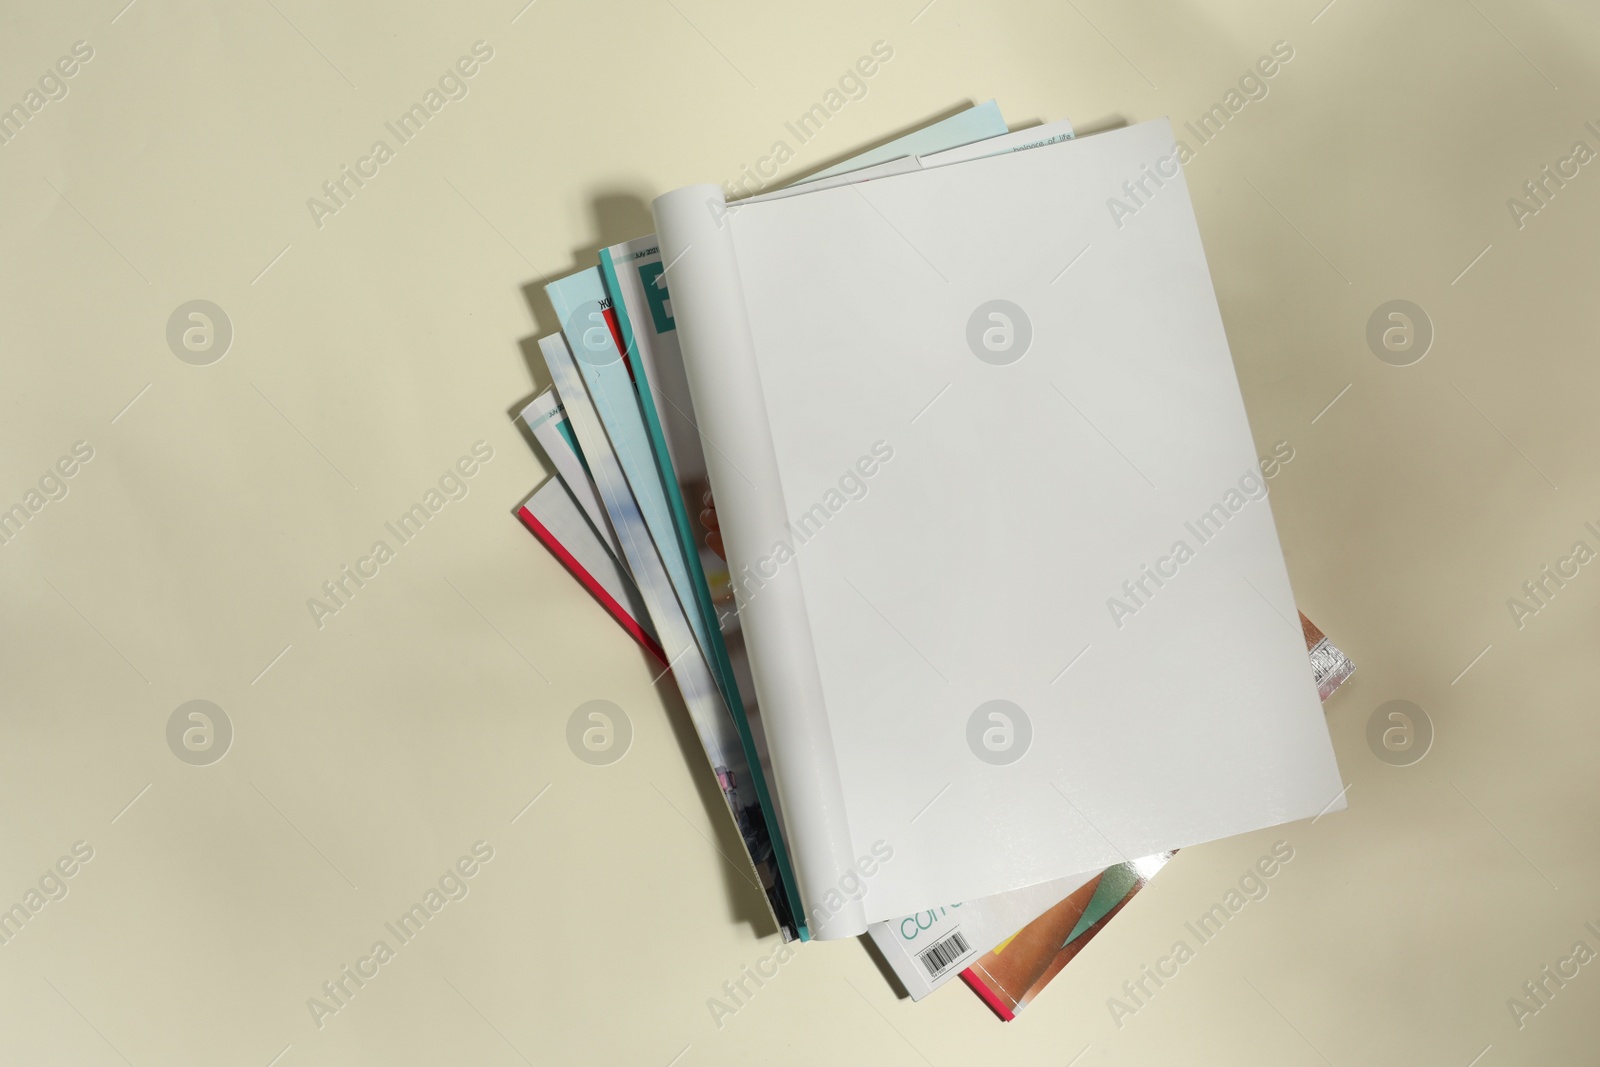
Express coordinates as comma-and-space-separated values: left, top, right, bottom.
2, 0, 1598, 1063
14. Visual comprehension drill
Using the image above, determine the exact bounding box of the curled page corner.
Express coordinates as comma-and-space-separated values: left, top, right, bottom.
652, 184, 865, 940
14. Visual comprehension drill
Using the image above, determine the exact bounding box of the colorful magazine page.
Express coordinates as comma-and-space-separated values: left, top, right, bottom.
537, 330, 800, 939
520, 389, 621, 562
867, 870, 1100, 1000
595, 105, 1015, 939
962, 856, 1172, 1021
599, 240, 771, 868
516, 478, 663, 663
957, 614, 1355, 1020
548, 270, 730, 686
545, 268, 808, 937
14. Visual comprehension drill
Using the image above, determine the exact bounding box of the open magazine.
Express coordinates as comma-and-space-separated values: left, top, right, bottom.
519, 107, 1346, 952
642, 117, 1344, 937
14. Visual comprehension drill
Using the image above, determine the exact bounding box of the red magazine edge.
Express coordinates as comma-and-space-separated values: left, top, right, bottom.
516, 505, 667, 665
959, 968, 1016, 1022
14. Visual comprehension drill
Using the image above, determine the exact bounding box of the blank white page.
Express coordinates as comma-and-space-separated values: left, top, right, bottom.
656, 118, 1343, 930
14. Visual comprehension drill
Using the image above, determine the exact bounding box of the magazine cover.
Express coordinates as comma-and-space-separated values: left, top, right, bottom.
866, 870, 1101, 1000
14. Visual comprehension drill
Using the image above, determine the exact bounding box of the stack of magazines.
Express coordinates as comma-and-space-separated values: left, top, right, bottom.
509, 102, 1355, 1018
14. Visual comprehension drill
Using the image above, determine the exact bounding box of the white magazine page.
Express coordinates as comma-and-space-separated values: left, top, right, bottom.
736, 156, 922, 206
916, 116, 1075, 167
520, 390, 622, 562
654, 118, 1344, 926
737, 118, 1078, 214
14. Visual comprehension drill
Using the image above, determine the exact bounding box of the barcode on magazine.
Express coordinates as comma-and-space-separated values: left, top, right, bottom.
917, 930, 972, 979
